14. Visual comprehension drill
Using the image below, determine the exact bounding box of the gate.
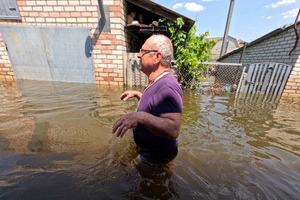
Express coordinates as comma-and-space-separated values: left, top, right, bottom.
0, 25, 95, 84
237, 63, 293, 102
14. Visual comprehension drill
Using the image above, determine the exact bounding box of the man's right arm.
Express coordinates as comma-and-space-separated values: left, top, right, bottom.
120, 90, 142, 101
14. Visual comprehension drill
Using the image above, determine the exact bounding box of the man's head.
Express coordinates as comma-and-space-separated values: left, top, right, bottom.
150, 35, 173, 67
138, 35, 173, 74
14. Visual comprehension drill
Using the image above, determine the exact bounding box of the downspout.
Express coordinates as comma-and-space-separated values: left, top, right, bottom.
239, 42, 248, 63
98, 0, 106, 24
289, 8, 300, 56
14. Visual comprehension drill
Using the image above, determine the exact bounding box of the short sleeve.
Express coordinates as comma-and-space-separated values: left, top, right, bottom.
151, 86, 183, 114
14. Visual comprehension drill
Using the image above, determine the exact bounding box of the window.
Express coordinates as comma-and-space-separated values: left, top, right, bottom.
0, 0, 21, 20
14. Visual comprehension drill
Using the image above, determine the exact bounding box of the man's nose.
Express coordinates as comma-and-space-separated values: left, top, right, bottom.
137, 52, 142, 58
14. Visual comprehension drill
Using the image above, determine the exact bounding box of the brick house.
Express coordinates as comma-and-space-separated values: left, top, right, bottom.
0, 0, 194, 86
218, 22, 300, 97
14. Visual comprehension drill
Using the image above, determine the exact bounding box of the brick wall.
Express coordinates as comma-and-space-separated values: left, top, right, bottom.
220, 25, 300, 97
0, 34, 16, 82
0, 0, 126, 86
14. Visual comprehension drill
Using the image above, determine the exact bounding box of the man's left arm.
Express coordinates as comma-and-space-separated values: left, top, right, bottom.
112, 111, 181, 139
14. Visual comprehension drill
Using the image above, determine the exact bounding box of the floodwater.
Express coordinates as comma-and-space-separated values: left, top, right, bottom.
0, 80, 300, 200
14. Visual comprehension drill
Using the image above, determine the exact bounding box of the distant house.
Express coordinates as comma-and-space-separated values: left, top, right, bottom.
218, 22, 300, 97
0, 0, 194, 86
210, 36, 244, 61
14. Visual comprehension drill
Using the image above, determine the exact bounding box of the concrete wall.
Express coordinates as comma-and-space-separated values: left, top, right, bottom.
0, 0, 126, 86
220, 25, 300, 97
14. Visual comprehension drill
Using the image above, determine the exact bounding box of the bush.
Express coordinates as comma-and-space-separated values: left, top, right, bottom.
159, 17, 215, 89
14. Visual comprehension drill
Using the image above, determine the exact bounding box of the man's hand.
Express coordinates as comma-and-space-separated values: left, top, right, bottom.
112, 112, 142, 137
120, 90, 142, 101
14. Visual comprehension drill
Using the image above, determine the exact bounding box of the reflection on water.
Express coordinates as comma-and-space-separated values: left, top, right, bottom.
0, 80, 300, 199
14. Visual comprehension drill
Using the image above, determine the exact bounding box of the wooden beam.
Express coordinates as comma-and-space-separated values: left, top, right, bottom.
197, 62, 245, 66
125, 26, 167, 32
126, 0, 178, 22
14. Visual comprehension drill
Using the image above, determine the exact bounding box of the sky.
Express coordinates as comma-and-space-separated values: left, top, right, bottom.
151, 0, 300, 42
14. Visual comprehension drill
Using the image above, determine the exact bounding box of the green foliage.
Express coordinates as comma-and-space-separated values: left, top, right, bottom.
159, 17, 216, 88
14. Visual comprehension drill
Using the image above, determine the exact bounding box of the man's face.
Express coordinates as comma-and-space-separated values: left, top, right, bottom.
137, 38, 156, 75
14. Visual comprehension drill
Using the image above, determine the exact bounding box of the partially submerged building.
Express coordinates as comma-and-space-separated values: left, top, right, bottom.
0, 0, 194, 85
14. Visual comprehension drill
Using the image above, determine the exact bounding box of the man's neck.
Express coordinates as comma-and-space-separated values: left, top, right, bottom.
148, 69, 170, 87
148, 67, 170, 82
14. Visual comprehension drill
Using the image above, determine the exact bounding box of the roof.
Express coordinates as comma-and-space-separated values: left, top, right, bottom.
217, 21, 300, 61
125, 0, 195, 31
209, 35, 244, 47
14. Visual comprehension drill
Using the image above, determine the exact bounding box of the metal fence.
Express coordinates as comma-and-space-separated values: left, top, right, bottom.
189, 62, 246, 93
128, 58, 147, 87
127, 60, 291, 102
128, 58, 178, 87
127, 59, 246, 94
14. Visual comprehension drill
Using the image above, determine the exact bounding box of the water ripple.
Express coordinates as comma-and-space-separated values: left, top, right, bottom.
0, 81, 300, 199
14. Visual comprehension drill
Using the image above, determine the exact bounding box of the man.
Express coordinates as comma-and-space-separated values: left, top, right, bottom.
112, 34, 183, 165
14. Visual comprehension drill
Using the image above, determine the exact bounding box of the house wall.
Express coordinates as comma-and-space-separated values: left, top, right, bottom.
123, 1, 145, 53
211, 37, 240, 61
0, 0, 126, 86
220, 26, 300, 97
0, 34, 15, 81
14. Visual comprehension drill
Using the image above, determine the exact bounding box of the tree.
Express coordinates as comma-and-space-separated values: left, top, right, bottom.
159, 17, 215, 89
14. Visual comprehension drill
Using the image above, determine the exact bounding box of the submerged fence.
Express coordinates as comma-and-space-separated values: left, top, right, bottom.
127, 60, 291, 102
196, 62, 246, 93
127, 58, 245, 90
127, 59, 245, 90
128, 58, 147, 87
238, 63, 293, 103
127, 58, 178, 87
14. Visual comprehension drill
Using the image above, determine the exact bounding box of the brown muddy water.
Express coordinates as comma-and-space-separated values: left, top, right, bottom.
0, 80, 300, 200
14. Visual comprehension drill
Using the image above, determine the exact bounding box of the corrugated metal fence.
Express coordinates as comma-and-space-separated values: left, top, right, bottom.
0, 25, 95, 84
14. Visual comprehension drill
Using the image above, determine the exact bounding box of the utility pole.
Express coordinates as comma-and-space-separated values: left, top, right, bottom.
219, 0, 235, 58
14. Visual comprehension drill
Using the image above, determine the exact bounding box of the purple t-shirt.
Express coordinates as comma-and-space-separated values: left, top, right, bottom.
133, 73, 183, 163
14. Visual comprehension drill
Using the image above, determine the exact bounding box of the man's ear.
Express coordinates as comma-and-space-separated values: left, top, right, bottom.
154, 52, 162, 64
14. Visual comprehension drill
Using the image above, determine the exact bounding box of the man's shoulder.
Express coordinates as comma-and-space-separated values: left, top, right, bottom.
152, 74, 183, 103
159, 73, 180, 86
145, 73, 182, 97
160, 73, 182, 92
151, 74, 183, 113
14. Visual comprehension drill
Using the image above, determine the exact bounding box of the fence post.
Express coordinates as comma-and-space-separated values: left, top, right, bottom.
129, 58, 132, 87
235, 65, 246, 99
